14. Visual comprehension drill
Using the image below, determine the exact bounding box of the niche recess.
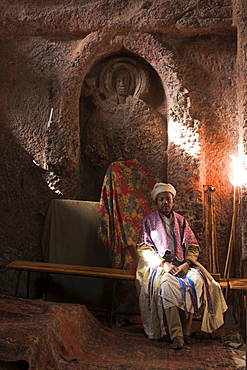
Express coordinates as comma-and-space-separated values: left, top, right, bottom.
80, 51, 168, 200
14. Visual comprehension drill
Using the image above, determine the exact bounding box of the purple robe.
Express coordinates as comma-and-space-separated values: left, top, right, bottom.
137, 210, 198, 262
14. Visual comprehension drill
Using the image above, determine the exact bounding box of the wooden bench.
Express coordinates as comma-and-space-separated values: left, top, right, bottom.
212, 276, 228, 289
6, 260, 136, 328
6, 261, 229, 328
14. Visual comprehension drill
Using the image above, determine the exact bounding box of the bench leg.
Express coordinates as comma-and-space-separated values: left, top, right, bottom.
15, 270, 31, 298
26, 271, 30, 299
110, 280, 116, 328
15, 270, 22, 297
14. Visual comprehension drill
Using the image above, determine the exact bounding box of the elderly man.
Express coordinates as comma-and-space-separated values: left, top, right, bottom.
136, 183, 227, 349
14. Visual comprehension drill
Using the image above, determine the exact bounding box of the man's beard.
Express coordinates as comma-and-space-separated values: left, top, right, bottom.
160, 208, 172, 217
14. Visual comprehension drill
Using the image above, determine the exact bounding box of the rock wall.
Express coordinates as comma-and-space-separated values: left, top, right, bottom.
0, 0, 244, 297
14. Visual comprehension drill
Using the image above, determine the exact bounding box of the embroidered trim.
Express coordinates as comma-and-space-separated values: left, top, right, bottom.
148, 267, 158, 311
184, 277, 201, 318
194, 267, 214, 314
175, 276, 189, 318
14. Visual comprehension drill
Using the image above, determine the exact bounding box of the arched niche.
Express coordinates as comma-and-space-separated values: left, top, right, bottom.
39, 32, 181, 198
80, 51, 168, 200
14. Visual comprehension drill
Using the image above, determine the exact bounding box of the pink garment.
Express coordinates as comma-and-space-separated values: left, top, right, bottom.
138, 210, 198, 262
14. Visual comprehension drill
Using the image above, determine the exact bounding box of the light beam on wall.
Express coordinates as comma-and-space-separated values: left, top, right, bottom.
230, 154, 247, 187
168, 119, 201, 158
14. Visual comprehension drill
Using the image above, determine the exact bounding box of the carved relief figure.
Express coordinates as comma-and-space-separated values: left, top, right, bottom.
80, 56, 168, 199
113, 68, 131, 104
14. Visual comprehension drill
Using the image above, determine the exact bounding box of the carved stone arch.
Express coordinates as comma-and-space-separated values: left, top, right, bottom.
50, 32, 183, 199
54, 32, 181, 149
66, 31, 181, 115
72, 33, 181, 199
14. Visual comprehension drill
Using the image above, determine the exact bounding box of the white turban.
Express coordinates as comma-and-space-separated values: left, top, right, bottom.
151, 183, 176, 201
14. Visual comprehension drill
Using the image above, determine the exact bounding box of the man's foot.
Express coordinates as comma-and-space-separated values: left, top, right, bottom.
184, 334, 198, 344
190, 331, 220, 340
170, 336, 184, 349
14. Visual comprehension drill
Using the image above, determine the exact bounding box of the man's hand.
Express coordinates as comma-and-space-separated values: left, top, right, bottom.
173, 262, 190, 278
160, 261, 190, 278
160, 262, 178, 275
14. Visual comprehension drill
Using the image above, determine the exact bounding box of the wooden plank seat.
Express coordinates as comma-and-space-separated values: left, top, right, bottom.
212, 276, 228, 289
6, 261, 228, 328
6, 261, 136, 280
6, 260, 136, 328
228, 278, 247, 290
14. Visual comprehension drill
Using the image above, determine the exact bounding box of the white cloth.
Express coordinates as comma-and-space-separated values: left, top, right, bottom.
136, 243, 228, 340
151, 183, 176, 200
161, 269, 203, 312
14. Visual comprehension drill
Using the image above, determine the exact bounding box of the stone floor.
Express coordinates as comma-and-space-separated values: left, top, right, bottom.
97, 303, 247, 370
214, 309, 246, 369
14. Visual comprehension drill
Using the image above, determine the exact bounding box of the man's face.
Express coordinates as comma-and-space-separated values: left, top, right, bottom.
156, 191, 174, 216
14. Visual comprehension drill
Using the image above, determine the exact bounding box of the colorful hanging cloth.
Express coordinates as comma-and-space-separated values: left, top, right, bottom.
98, 158, 160, 270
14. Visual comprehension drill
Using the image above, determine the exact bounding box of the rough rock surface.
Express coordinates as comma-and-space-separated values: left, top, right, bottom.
0, 0, 245, 298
